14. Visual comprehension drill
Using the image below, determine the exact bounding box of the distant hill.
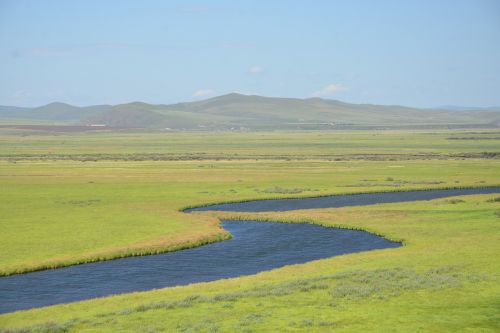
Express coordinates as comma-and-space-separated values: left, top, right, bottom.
436, 105, 500, 112
0, 102, 112, 122
1, 93, 499, 130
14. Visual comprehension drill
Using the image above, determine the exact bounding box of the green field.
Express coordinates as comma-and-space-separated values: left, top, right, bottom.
1, 129, 499, 158
0, 129, 499, 332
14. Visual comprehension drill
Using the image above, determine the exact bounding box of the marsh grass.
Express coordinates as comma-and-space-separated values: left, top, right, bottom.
89, 266, 471, 319
57, 199, 101, 207
328, 267, 463, 301
445, 199, 465, 204
0, 320, 76, 333
258, 186, 315, 194
0, 267, 477, 332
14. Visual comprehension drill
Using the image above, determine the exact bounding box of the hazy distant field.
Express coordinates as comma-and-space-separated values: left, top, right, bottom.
1, 129, 499, 158
0, 129, 499, 332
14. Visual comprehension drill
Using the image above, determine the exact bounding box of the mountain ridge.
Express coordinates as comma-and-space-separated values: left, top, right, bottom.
1, 93, 499, 130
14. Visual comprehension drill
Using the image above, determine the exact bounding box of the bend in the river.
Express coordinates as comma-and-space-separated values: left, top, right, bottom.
1, 186, 499, 314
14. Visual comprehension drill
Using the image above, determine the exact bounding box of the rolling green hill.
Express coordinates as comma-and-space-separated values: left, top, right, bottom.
1, 93, 499, 130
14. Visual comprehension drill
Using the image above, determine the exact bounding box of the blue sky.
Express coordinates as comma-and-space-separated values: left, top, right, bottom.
0, 0, 499, 107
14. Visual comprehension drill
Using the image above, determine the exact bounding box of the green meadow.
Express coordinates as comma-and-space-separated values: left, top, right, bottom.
0, 129, 499, 332
1, 129, 500, 158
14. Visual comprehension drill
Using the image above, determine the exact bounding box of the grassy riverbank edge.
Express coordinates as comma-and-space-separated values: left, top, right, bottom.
3, 186, 498, 277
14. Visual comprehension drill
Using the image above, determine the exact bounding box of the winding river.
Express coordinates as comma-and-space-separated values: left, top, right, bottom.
185, 187, 500, 212
0, 187, 498, 314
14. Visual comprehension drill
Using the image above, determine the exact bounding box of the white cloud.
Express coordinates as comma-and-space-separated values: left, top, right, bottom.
311, 84, 347, 97
192, 89, 216, 98
9, 90, 33, 105
248, 65, 263, 75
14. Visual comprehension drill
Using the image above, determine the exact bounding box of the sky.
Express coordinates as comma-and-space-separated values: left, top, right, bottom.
0, 0, 499, 107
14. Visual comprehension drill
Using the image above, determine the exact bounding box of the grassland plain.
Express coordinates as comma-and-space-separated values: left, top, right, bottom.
0, 129, 500, 159
0, 129, 499, 332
